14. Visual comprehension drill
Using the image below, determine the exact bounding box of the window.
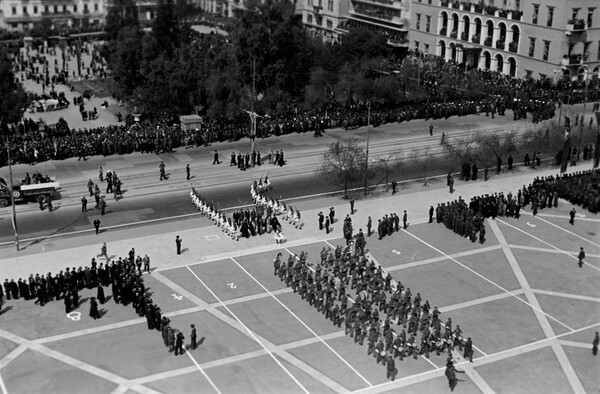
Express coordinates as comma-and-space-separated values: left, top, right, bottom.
22, 6, 27, 14
525, 70, 533, 78
327, 20, 332, 29
543, 40, 550, 61
572, 8, 580, 20
426, 15, 431, 32
94, 3, 99, 11
307, 0, 310, 6
63, 5, 67, 12
546, 7, 554, 27
415, 41, 420, 51
11, 7, 16, 15
73, 5, 77, 12
532, 4, 539, 24
33, 5, 38, 13
44, 5, 48, 13
327, 0, 333, 12
424, 43, 430, 54
54, 5, 58, 12
515, 0, 520, 10
588, 8, 595, 27
307, 14, 312, 23
416, 14, 421, 30
84, 4, 89, 11
528, 37, 536, 57
584, 42, 591, 60
568, 43, 575, 55
428, 0, 432, 4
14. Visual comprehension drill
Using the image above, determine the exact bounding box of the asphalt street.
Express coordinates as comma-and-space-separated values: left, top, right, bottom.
0, 171, 336, 244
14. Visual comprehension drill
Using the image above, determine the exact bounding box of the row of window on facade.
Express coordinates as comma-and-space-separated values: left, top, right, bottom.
527, 38, 600, 63
307, 0, 335, 12
531, 5, 595, 28
11, 3, 100, 16
306, 13, 334, 30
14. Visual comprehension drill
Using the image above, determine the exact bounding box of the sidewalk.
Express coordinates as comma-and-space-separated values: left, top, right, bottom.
1, 161, 596, 282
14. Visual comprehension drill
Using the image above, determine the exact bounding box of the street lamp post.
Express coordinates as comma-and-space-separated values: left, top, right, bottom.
4, 134, 19, 251
364, 101, 371, 196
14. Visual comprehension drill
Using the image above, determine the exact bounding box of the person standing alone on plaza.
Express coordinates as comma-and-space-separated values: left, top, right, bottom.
190, 324, 197, 350
93, 219, 101, 235
569, 208, 576, 225
213, 150, 221, 165
593, 332, 599, 356
159, 162, 167, 181
578, 247, 585, 268
186, 164, 191, 180
176, 236, 182, 255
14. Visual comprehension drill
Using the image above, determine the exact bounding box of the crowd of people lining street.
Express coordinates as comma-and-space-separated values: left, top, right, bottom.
3, 37, 600, 168
274, 243, 475, 383
434, 169, 600, 243
0, 246, 198, 355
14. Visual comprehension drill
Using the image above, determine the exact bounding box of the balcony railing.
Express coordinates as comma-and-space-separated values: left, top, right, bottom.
439, 27, 447, 36
471, 34, 480, 43
508, 41, 518, 52
450, 30, 457, 38
568, 54, 582, 65
460, 31, 468, 41
567, 19, 586, 31
483, 36, 492, 46
496, 40, 505, 50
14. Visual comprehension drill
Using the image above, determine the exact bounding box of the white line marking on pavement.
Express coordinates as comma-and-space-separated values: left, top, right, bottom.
229, 257, 374, 387
521, 211, 600, 248
498, 219, 600, 274
184, 266, 309, 394
0, 370, 8, 394
399, 227, 574, 332
185, 351, 222, 394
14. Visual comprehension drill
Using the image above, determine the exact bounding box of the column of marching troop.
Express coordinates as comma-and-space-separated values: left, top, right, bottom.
273, 245, 474, 381
190, 188, 241, 240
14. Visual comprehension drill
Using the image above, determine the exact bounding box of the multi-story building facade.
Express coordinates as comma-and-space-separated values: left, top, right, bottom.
0, 0, 107, 31
298, 0, 349, 43
409, 0, 600, 80
337, 0, 409, 47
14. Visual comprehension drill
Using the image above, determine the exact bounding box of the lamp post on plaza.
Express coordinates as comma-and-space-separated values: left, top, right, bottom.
363, 101, 371, 196
3, 134, 19, 251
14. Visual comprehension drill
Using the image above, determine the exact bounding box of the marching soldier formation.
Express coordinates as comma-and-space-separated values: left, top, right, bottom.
273, 243, 474, 381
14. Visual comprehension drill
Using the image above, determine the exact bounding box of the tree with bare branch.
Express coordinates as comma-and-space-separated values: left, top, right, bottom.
317, 137, 366, 198
411, 147, 435, 186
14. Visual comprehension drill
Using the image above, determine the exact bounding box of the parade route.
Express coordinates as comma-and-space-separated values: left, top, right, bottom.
0, 166, 598, 393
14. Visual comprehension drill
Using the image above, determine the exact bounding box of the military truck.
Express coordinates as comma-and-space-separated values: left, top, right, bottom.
0, 177, 59, 207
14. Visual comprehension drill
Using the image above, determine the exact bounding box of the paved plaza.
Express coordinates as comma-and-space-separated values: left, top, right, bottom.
0, 166, 598, 394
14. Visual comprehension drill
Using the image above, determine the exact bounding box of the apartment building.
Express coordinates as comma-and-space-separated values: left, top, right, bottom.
409, 0, 600, 80
0, 0, 107, 31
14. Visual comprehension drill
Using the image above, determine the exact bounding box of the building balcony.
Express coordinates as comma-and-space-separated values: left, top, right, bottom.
387, 37, 408, 47
349, 8, 396, 22
567, 54, 582, 65
353, 0, 395, 6
460, 31, 468, 41
496, 40, 505, 50
471, 34, 480, 43
449, 30, 457, 38
439, 27, 447, 36
438, 1, 522, 21
483, 36, 492, 46
508, 41, 518, 53
566, 19, 586, 33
